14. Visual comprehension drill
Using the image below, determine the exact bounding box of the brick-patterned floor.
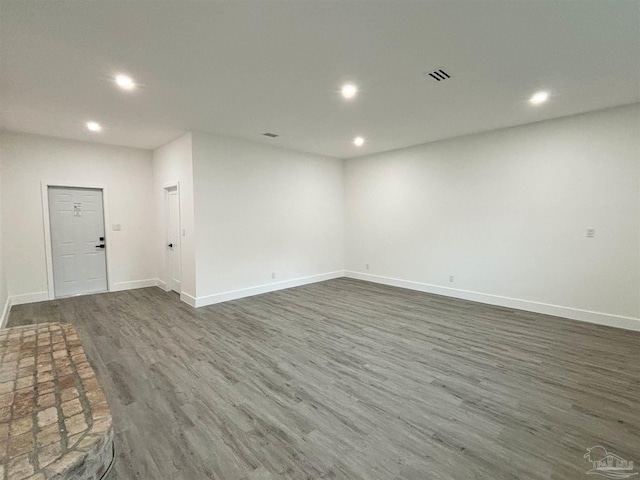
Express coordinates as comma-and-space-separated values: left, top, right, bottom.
0, 323, 113, 480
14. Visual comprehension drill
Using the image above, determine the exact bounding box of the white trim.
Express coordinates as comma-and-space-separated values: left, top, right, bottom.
110, 279, 159, 292
162, 182, 182, 294
41, 183, 55, 299
194, 271, 345, 308
1, 297, 11, 329
8, 266, 636, 333
10, 291, 50, 306
41, 181, 113, 299
6, 280, 163, 310
180, 292, 197, 307
156, 279, 167, 290
345, 271, 640, 332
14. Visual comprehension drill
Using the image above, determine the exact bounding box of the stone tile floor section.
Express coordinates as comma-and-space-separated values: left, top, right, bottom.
0, 323, 113, 480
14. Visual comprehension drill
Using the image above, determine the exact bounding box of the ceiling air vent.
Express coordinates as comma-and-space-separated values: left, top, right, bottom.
263, 132, 279, 138
425, 69, 451, 82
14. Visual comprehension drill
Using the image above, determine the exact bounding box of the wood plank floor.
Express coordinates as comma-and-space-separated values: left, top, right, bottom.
7, 278, 640, 479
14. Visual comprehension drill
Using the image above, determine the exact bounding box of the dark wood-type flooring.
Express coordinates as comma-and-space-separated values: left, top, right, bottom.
7, 278, 640, 479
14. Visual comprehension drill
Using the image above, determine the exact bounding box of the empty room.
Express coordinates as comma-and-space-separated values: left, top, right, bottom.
0, 1, 639, 479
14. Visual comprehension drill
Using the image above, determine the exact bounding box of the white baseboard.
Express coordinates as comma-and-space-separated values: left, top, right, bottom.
156, 279, 167, 290
194, 271, 345, 308
9, 272, 637, 333
7, 280, 161, 310
180, 292, 197, 307
345, 271, 640, 332
111, 279, 159, 292
10, 291, 50, 306
1, 296, 11, 329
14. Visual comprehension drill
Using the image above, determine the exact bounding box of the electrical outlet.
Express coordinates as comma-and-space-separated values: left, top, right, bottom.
366, 264, 370, 270
449, 275, 454, 283
586, 228, 595, 238
271, 272, 276, 279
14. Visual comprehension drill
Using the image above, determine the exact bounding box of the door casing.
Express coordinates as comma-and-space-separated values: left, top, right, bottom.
162, 182, 182, 294
41, 181, 114, 300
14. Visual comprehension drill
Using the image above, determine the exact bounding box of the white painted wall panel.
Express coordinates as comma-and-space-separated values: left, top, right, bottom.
0, 131, 155, 299
0, 144, 8, 325
191, 132, 344, 303
151, 133, 196, 300
345, 104, 640, 319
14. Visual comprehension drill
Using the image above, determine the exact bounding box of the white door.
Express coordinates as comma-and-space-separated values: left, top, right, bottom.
48, 187, 108, 297
167, 187, 181, 292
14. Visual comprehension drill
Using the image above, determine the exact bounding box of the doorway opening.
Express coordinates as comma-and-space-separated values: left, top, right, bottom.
47, 186, 108, 298
164, 184, 182, 293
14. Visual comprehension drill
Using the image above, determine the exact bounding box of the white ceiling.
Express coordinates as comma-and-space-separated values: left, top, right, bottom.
1, 1, 639, 159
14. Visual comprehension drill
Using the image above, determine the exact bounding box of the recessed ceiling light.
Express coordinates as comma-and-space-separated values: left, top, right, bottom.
353, 136, 365, 146
86, 121, 102, 132
115, 74, 136, 90
529, 91, 549, 105
341, 83, 358, 99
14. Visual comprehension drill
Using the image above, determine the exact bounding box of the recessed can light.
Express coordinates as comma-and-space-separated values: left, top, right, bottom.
115, 74, 136, 90
341, 83, 358, 99
529, 91, 549, 105
353, 136, 365, 146
86, 121, 102, 132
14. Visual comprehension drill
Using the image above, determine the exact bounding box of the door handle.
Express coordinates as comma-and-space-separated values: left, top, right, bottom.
168, 243, 173, 248
96, 244, 105, 249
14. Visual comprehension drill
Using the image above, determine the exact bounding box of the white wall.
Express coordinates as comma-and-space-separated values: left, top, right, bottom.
0, 143, 8, 326
2, 105, 638, 333
345, 104, 640, 327
152, 132, 196, 302
0, 131, 155, 303
191, 132, 344, 306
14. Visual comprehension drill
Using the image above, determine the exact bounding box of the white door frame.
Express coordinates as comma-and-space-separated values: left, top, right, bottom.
41, 181, 113, 300
162, 182, 182, 293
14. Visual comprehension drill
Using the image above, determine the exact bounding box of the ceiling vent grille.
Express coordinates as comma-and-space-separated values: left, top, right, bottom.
262, 132, 279, 138
425, 69, 451, 82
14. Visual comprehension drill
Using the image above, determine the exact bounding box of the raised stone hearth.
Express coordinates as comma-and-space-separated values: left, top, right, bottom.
0, 323, 113, 480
